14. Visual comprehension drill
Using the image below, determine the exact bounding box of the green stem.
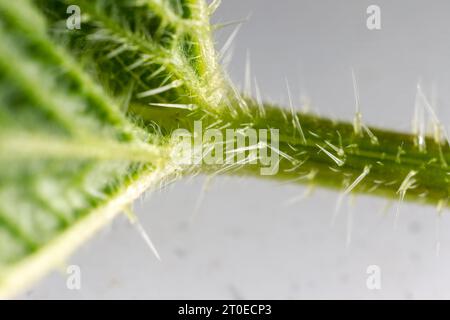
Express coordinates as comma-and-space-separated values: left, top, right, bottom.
130, 100, 449, 207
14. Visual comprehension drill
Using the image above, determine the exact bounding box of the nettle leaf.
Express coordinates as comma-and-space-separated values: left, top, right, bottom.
0, 0, 180, 297
38, 0, 227, 112
0, 0, 448, 297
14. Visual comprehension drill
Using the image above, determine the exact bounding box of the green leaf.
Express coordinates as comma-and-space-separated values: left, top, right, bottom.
0, 0, 179, 297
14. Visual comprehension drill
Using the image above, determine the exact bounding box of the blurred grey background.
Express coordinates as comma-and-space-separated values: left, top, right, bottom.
24, 0, 450, 299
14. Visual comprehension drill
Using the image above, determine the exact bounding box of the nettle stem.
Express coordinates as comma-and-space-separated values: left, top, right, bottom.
131, 100, 449, 208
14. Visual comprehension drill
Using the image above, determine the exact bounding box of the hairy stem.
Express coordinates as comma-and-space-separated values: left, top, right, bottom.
131, 101, 449, 207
